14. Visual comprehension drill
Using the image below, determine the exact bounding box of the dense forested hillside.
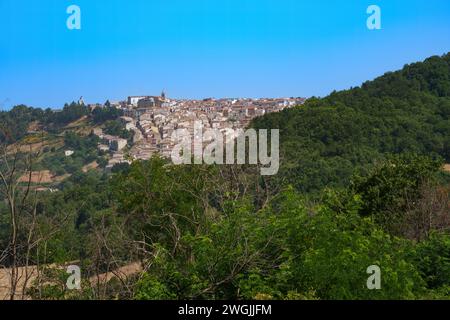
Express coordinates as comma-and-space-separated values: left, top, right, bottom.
252, 53, 450, 193
0, 102, 123, 144
0, 54, 449, 300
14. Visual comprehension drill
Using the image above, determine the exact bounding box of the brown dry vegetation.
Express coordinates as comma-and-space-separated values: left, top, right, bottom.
17, 170, 54, 184
82, 161, 99, 173
17, 171, 70, 184
0, 265, 38, 300
0, 262, 143, 300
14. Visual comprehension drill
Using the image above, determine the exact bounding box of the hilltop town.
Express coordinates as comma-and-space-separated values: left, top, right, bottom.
87, 94, 305, 169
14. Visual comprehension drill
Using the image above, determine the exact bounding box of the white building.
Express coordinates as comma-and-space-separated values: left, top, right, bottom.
110, 138, 128, 152
65, 150, 74, 157
128, 96, 148, 107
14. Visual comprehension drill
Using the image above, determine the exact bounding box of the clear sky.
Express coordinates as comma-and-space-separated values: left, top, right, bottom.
0, 0, 449, 109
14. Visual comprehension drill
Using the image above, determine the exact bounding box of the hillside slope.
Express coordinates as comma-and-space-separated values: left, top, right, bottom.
252, 53, 450, 193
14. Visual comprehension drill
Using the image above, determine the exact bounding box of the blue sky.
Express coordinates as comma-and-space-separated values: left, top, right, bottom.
0, 0, 449, 109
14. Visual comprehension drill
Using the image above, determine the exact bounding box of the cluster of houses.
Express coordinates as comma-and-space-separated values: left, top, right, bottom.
89, 93, 305, 166
91, 127, 131, 170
